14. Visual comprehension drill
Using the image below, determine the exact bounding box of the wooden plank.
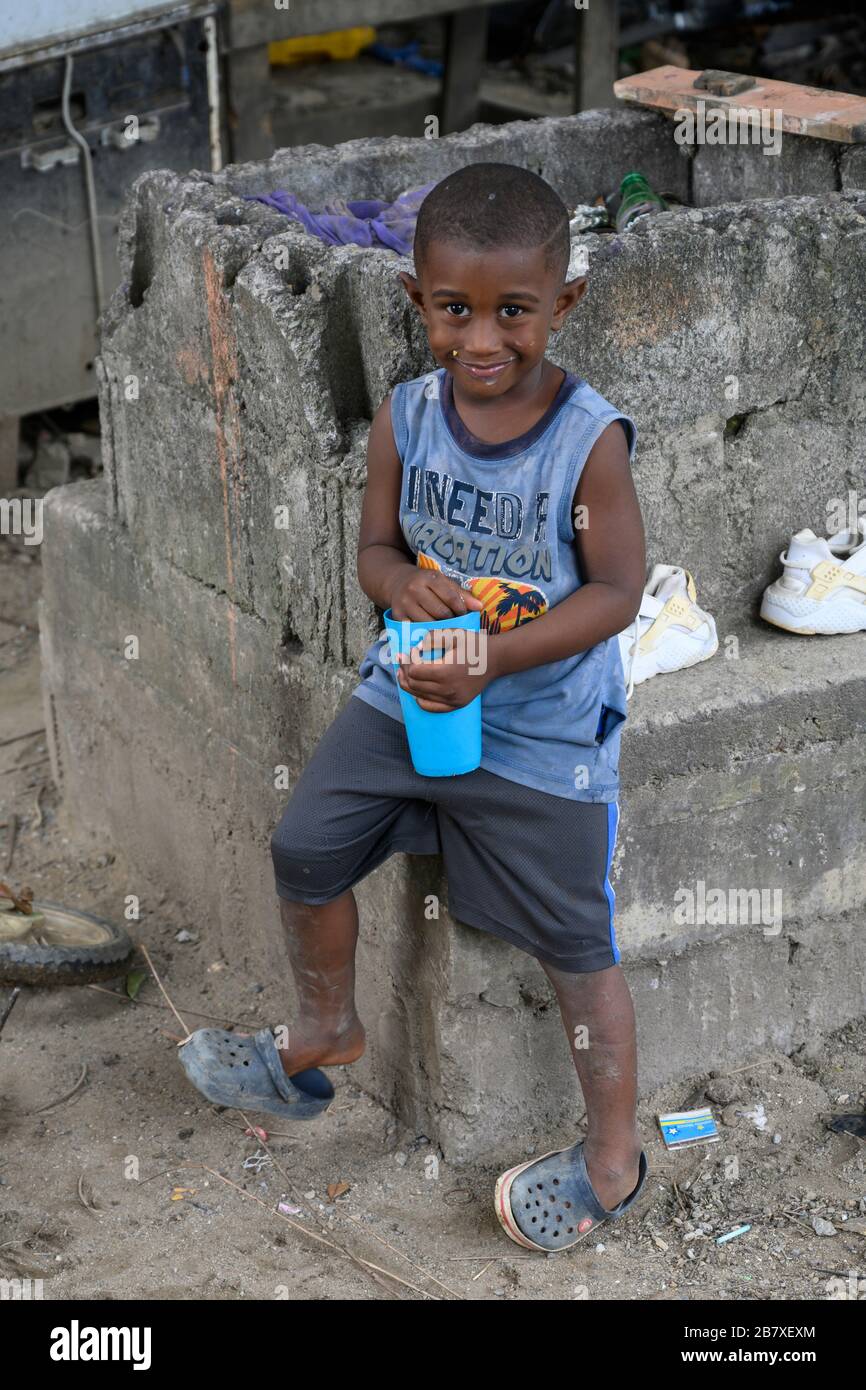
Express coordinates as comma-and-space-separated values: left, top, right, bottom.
614, 65, 866, 144
574, 0, 619, 112
441, 5, 488, 134
228, 0, 505, 52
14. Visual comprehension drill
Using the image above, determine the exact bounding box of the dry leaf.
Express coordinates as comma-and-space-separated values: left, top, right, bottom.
326, 1181, 350, 1201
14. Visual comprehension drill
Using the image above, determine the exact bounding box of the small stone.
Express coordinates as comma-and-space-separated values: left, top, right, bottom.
705, 1077, 742, 1106
175, 929, 197, 943
773, 1133, 782, 1144
811, 1216, 837, 1237
304, 1190, 315, 1200
394, 1151, 408, 1167
177, 1128, 194, 1140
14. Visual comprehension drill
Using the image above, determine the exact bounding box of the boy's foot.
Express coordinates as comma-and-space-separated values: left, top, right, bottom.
275, 1017, 366, 1077
583, 1139, 643, 1211
495, 1139, 648, 1253
178, 1027, 335, 1121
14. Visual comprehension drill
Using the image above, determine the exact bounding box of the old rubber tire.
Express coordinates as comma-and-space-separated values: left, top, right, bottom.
0, 902, 134, 987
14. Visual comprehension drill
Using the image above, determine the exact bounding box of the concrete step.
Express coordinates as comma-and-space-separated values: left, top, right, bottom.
618, 623, 866, 942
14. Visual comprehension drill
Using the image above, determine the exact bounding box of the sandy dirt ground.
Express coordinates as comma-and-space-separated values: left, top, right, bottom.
1, 540, 865, 1302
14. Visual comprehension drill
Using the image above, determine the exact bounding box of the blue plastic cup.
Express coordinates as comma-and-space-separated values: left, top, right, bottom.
382, 608, 483, 776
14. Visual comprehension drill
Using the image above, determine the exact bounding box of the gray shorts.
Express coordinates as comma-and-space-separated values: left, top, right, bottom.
270, 695, 621, 973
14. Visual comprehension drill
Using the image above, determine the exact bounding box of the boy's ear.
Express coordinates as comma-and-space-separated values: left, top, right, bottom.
552, 275, 587, 328
398, 271, 425, 313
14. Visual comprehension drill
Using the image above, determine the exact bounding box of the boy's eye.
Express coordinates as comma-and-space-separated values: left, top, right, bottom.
444, 304, 525, 318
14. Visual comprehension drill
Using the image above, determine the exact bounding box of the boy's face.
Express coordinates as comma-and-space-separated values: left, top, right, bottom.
400, 239, 586, 397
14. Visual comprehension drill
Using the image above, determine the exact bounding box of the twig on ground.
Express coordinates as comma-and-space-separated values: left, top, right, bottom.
445, 1253, 534, 1260
26, 1063, 88, 1115
0, 729, 45, 748
343, 1212, 463, 1301
0, 1217, 49, 1251
782, 1210, 816, 1232
32, 783, 46, 829
672, 1180, 690, 1217
139, 944, 191, 1040
4, 757, 51, 774
179, 1162, 442, 1300
234, 1109, 462, 1302
724, 1058, 778, 1075
87, 983, 262, 1031
77, 1172, 100, 1215
0, 987, 21, 1041
211, 1110, 298, 1143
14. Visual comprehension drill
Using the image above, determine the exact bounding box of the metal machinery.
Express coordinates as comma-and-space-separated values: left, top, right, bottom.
0, 2, 222, 422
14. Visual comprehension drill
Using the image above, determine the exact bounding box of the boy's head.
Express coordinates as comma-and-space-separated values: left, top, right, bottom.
402, 162, 585, 395
414, 161, 571, 283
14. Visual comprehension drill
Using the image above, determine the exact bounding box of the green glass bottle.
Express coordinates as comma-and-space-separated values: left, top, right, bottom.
616, 172, 668, 232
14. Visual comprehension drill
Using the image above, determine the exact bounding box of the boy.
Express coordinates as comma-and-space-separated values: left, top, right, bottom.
180, 162, 649, 1252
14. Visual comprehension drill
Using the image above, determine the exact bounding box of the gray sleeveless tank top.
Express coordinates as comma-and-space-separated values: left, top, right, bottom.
352, 365, 637, 803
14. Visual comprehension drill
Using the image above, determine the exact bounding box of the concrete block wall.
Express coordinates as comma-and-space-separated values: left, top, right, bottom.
40, 107, 866, 1161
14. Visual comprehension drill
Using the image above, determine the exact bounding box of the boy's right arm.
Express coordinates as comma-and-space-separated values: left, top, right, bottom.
357, 394, 484, 622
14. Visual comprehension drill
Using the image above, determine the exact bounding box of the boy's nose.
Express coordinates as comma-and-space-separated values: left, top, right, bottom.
461, 327, 508, 358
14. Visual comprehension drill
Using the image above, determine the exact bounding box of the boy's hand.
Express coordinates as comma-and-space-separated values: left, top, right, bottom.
388, 569, 485, 622
396, 627, 497, 712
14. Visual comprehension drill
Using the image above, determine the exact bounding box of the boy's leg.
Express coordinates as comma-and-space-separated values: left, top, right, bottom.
274, 893, 366, 1076
268, 696, 441, 1079
541, 960, 642, 1211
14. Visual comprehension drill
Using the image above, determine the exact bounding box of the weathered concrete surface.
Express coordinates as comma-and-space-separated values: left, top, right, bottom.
40, 107, 866, 1160
691, 136, 841, 206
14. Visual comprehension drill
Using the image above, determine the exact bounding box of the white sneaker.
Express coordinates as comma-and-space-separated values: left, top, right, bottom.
760, 523, 866, 635
618, 565, 718, 697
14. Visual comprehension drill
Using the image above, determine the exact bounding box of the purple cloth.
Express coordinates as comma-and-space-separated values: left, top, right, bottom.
245, 182, 436, 256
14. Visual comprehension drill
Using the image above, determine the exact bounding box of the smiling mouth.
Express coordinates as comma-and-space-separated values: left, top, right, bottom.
453, 356, 515, 378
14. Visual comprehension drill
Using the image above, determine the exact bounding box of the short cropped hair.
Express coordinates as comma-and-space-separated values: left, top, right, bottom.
414, 162, 571, 282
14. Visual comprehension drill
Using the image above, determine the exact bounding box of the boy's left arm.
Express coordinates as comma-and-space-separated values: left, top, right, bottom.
488, 420, 645, 677
397, 421, 646, 711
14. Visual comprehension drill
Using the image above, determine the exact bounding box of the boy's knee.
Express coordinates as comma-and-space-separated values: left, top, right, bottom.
270, 819, 306, 881
270, 814, 343, 901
